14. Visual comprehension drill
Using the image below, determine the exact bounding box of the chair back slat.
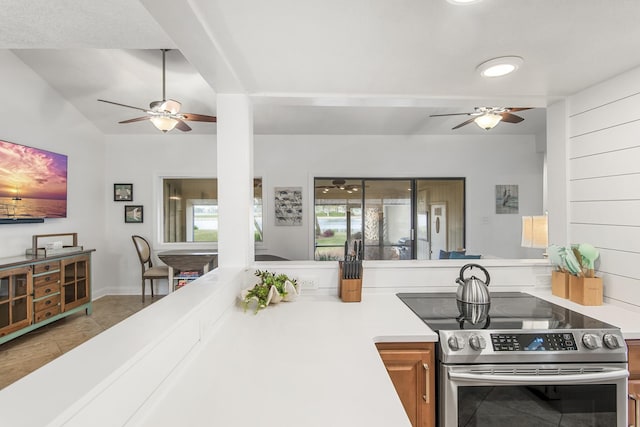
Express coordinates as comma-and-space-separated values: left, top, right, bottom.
132, 235, 152, 266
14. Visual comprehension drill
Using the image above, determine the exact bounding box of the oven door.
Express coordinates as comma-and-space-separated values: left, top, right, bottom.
440, 363, 628, 427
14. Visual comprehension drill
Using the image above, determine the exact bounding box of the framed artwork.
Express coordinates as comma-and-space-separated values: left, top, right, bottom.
274, 187, 302, 226
495, 184, 519, 214
124, 205, 143, 223
114, 183, 133, 201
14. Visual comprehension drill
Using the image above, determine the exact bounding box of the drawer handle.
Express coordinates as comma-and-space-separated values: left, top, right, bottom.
423, 363, 430, 403
45, 300, 52, 306
45, 276, 51, 282
45, 311, 52, 318
45, 265, 50, 271
45, 288, 52, 294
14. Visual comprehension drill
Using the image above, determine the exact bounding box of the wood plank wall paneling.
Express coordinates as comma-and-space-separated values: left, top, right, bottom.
569, 69, 640, 307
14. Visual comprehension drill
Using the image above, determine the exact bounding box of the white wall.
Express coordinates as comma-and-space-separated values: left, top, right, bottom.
568, 66, 640, 308
103, 134, 217, 296
102, 132, 543, 295
0, 51, 108, 293
254, 134, 544, 261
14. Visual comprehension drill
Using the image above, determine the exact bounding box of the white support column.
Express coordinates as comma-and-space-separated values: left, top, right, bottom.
216, 94, 254, 268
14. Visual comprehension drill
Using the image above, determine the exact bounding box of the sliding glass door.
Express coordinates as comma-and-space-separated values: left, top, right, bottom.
363, 180, 413, 260
314, 178, 465, 260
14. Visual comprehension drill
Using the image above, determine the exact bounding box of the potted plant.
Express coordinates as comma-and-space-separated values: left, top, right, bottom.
241, 269, 299, 314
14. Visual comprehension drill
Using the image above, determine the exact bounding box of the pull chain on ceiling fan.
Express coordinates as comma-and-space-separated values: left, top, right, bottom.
430, 107, 532, 130
98, 49, 217, 133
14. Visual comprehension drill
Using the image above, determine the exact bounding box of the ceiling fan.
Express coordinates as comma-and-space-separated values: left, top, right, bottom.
316, 179, 361, 193
430, 107, 532, 130
98, 49, 216, 133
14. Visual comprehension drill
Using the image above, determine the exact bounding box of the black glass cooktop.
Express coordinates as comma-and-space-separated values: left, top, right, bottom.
397, 292, 616, 331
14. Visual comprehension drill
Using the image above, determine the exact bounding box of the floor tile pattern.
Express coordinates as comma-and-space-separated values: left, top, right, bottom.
0, 295, 160, 390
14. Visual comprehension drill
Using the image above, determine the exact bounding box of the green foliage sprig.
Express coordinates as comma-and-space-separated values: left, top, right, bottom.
242, 270, 298, 314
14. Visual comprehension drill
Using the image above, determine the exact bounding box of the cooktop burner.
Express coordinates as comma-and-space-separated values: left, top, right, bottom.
397, 292, 616, 332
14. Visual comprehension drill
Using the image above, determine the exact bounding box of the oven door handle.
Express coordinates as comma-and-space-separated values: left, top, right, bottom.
449, 369, 628, 385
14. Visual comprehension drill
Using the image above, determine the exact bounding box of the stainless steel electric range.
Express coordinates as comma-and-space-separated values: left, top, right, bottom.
397, 292, 628, 427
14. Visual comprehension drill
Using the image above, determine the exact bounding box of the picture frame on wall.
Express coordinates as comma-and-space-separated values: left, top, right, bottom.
124, 205, 143, 223
495, 184, 519, 214
114, 183, 133, 201
274, 187, 303, 226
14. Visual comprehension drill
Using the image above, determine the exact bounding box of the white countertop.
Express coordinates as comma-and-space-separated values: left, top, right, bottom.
527, 290, 640, 339
130, 293, 437, 427
131, 289, 640, 426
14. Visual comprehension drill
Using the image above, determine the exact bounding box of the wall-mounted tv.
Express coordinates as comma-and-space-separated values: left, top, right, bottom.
0, 139, 67, 222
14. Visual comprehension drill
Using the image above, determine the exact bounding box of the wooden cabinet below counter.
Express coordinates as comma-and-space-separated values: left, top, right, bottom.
628, 340, 640, 426
376, 342, 435, 427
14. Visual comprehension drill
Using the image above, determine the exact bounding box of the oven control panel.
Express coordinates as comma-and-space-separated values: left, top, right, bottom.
490, 333, 577, 352
438, 329, 627, 364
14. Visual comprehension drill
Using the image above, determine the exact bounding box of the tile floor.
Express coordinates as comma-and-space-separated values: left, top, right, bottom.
0, 295, 161, 390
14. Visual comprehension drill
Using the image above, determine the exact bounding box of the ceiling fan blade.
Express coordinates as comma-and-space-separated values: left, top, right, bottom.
175, 119, 192, 132
181, 113, 217, 122
505, 107, 532, 113
500, 112, 525, 123
429, 112, 473, 117
98, 99, 149, 113
119, 116, 150, 124
452, 117, 477, 130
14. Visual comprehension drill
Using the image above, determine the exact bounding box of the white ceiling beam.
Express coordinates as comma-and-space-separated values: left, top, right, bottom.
140, 0, 246, 94
250, 93, 553, 109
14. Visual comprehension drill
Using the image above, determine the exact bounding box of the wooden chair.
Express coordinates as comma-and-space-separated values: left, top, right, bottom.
131, 235, 169, 301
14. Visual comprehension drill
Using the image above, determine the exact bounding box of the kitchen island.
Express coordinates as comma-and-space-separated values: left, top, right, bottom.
130, 293, 436, 426
1, 264, 639, 426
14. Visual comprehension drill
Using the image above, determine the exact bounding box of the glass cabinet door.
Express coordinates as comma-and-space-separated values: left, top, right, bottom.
61, 256, 90, 312
0, 267, 32, 337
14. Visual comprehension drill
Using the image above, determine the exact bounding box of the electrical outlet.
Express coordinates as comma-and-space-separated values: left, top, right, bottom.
298, 277, 319, 290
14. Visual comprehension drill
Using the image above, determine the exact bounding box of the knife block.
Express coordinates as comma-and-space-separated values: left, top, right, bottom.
568, 275, 603, 306
551, 271, 570, 298
339, 261, 362, 303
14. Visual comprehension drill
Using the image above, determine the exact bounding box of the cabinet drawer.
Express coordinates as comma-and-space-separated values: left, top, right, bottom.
34, 294, 60, 313
34, 305, 61, 323
34, 282, 60, 299
33, 261, 60, 275
33, 272, 60, 287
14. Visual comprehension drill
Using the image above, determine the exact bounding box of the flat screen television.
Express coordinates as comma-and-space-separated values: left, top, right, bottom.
0, 139, 67, 221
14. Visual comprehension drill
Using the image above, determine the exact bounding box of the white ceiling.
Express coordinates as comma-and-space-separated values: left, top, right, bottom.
3, 0, 640, 136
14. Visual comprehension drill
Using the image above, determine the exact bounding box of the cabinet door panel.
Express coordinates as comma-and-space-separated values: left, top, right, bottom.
0, 266, 32, 336
377, 343, 435, 427
60, 255, 90, 312
0, 303, 9, 329
628, 340, 640, 380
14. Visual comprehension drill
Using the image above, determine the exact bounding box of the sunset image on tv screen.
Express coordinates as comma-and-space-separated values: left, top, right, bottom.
0, 139, 68, 218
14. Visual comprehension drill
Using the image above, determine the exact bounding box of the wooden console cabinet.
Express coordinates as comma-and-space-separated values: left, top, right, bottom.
376, 342, 435, 427
0, 250, 93, 345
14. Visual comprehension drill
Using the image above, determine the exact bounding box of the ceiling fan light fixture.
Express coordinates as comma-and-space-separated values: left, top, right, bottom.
474, 113, 502, 130
150, 116, 179, 133
477, 56, 523, 78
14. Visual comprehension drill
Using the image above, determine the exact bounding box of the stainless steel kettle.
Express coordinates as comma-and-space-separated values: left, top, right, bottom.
456, 300, 491, 328
456, 263, 491, 304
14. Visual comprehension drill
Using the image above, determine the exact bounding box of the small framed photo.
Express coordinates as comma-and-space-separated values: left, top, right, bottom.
124, 205, 143, 223
114, 183, 133, 201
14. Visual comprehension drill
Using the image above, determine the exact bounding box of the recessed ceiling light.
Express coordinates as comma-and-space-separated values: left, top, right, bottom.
477, 56, 524, 78
447, 0, 482, 4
